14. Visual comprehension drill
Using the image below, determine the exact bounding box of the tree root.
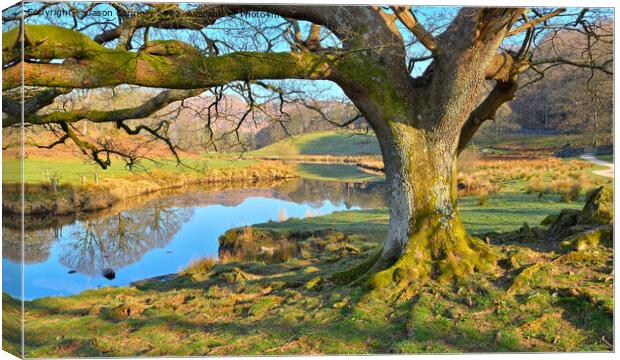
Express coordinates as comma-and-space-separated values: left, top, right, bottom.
331, 247, 383, 285
333, 217, 498, 299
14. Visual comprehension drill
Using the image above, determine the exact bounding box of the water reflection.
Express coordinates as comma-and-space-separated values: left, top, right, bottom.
58, 206, 194, 276
2, 219, 55, 264
3, 177, 385, 298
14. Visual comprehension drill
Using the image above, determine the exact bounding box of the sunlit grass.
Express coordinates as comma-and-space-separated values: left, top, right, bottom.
248, 131, 380, 157
2, 156, 257, 185
294, 163, 382, 182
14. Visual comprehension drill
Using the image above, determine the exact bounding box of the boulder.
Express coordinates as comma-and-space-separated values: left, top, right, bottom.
560, 224, 613, 251
545, 209, 581, 241
578, 186, 613, 226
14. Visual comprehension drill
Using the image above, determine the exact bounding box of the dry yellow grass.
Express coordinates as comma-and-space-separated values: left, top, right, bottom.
181, 256, 218, 275
355, 149, 603, 198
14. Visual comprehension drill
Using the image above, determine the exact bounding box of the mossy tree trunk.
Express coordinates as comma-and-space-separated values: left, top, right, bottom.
331, 9, 519, 290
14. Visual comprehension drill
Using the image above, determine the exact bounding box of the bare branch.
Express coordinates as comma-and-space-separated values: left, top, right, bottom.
506, 8, 566, 36
391, 6, 438, 52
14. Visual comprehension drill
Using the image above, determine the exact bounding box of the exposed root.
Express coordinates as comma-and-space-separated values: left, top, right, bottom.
333, 214, 498, 299
330, 247, 383, 285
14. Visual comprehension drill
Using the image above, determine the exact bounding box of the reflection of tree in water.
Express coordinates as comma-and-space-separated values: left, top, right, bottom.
2, 226, 58, 264
275, 179, 386, 210
58, 205, 193, 276
3, 178, 384, 271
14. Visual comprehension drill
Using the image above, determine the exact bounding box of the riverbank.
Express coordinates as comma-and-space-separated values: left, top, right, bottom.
3, 160, 297, 216
3, 186, 613, 356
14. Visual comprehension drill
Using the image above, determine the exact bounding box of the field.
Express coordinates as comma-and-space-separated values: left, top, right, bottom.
294, 163, 383, 182
2, 130, 614, 356
2, 155, 257, 185
472, 132, 599, 150
248, 131, 381, 157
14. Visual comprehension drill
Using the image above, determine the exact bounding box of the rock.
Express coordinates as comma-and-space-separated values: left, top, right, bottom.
517, 222, 545, 242
102, 268, 116, 280
68, 270, 77, 274
560, 225, 613, 251
578, 186, 613, 226
546, 209, 581, 241
540, 214, 558, 226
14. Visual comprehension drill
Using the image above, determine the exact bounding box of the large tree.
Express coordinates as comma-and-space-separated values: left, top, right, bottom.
2, 3, 613, 293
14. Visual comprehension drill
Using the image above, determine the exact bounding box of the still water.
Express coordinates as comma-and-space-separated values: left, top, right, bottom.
3, 179, 385, 299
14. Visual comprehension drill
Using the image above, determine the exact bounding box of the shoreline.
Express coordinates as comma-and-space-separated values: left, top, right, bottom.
3, 161, 297, 216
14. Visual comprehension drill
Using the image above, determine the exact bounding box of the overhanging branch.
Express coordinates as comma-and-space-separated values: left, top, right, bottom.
3, 25, 337, 90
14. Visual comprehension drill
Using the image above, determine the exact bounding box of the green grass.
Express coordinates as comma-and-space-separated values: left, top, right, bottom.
473, 133, 599, 149
2, 136, 613, 355
595, 154, 613, 163
255, 191, 584, 237
2, 156, 257, 185
294, 163, 382, 182
249, 131, 380, 157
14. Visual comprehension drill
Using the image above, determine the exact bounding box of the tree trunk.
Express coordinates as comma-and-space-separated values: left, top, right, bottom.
335, 120, 496, 291
370, 124, 496, 289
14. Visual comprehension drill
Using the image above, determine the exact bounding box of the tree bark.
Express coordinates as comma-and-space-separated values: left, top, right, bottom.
333, 114, 497, 291
367, 124, 496, 289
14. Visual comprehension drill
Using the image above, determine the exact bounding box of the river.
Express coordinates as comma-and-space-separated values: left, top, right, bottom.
2, 177, 386, 299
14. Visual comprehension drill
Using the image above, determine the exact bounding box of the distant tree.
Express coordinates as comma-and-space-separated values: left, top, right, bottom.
508, 19, 612, 142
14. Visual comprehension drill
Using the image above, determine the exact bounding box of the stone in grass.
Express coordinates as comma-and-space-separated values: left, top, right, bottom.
578, 186, 613, 226
560, 224, 613, 251
544, 186, 613, 242
544, 209, 581, 241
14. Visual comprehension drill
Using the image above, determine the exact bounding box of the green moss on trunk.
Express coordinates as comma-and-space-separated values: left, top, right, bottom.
367, 213, 496, 293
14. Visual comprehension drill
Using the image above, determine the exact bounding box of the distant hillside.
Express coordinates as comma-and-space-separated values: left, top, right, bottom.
248, 131, 381, 157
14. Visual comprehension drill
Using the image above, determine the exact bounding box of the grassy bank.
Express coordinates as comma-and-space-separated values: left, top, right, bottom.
2, 156, 296, 215
2, 136, 613, 356
5, 188, 613, 356
2, 156, 257, 185
472, 132, 600, 150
